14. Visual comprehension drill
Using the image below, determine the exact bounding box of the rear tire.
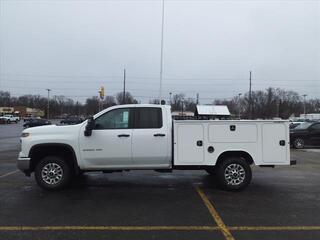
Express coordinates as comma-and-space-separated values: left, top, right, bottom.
35, 156, 71, 190
216, 157, 252, 191
293, 138, 305, 149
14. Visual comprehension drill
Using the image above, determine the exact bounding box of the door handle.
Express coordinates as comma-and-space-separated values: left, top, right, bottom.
118, 134, 130, 137
154, 133, 166, 137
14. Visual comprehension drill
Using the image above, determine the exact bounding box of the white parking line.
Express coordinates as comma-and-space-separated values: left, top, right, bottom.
0, 170, 19, 178
302, 149, 320, 153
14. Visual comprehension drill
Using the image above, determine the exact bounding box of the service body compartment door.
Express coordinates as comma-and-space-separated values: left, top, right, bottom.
262, 123, 289, 164
174, 123, 205, 165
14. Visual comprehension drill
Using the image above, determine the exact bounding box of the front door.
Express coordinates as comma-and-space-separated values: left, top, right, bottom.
79, 108, 133, 169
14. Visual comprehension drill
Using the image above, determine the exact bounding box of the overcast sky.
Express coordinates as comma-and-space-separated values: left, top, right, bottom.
0, 0, 319, 103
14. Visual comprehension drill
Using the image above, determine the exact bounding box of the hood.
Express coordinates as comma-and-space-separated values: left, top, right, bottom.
22, 123, 84, 135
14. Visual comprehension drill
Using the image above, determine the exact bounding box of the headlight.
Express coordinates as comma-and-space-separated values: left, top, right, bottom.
21, 132, 31, 138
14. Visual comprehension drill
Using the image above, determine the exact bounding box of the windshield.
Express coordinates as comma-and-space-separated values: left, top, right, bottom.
294, 122, 313, 129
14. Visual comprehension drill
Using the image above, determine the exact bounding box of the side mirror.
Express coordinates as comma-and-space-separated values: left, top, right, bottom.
84, 117, 95, 137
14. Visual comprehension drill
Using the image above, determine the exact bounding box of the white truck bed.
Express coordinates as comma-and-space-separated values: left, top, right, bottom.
173, 120, 290, 166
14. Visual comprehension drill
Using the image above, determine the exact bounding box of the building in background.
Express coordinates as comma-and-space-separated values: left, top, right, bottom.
0, 107, 14, 116
13, 106, 45, 118
171, 111, 194, 120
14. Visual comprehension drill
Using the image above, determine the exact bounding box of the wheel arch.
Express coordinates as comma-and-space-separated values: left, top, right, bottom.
216, 150, 254, 166
29, 143, 80, 174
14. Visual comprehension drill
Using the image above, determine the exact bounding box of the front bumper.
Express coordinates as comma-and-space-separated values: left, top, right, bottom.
17, 152, 31, 176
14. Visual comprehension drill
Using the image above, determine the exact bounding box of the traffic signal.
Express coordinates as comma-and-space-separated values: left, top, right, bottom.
99, 86, 105, 99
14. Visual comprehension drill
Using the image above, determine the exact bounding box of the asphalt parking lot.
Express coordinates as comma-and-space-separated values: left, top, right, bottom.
0, 122, 320, 240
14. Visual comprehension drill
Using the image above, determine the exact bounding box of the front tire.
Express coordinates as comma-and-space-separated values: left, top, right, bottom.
293, 138, 305, 149
35, 156, 71, 190
216, 157, 252, 191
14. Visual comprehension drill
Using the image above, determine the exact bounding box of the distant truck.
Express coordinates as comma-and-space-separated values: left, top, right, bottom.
0, 114, 20, 123
18, 104, 294, 191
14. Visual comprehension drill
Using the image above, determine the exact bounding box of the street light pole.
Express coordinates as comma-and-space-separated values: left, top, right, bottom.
159, 0, 165, 104
303, 94, 307, 118
46, 89, 51, 120
249, 71, 252, 119
238, 93, 242, 120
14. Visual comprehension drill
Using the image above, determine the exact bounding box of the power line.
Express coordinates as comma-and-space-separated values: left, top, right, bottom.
2, 74, 320, 82
0, 0, 317, 2
1, 78, 320, 87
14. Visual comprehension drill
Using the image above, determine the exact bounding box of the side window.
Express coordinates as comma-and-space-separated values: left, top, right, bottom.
95, 108, 130, 129
135, 108, 162, 129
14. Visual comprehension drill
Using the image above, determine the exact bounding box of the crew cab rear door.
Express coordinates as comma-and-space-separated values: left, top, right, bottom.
131, 107, 170, 167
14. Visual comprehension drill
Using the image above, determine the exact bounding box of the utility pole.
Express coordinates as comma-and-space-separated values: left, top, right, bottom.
159, 0, 165, 104
277, 99, 280, 118
169, 92, 172, 105
249, 71, 252, 119
196, 93, 199, 105
181, 100, 184, 116
123, 69, 126, 104
238, 93, 242, 120
303, 94, 307, 118
46, 89, 51, 120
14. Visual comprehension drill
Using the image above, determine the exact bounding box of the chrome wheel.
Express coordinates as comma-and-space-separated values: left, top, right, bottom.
41, 163, 63, 185
224, 163, 246, 186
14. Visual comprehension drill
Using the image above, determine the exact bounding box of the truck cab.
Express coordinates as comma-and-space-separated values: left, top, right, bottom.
78, 105, 172, 170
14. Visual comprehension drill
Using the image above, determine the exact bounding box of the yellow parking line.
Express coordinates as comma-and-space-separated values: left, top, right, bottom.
0, 226, 218, 231
229, 226, 320, 231
196, 187, 235, 240
0, 170, 19, 178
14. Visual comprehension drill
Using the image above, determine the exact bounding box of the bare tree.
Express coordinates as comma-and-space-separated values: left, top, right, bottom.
116, 92, 138, 105
103, 96, 117, 108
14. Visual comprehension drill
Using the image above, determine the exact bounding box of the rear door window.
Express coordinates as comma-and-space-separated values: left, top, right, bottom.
134, 108, 162, 129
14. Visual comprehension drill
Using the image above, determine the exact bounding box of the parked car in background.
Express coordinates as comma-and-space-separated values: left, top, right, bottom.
23, 119, 51, 128
0, 114, 20, 123
289, 122, 301, 129
60, 116, 83, 125
24, 116, 39, 122
290, 122, 320, 148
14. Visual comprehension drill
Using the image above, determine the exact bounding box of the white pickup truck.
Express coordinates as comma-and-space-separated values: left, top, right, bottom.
18, 104, 294, 191
0, 114, 20, 123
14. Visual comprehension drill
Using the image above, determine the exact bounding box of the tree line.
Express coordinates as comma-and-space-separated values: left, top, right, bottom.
1, 87, 319, 119
0, 91, 138, 117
